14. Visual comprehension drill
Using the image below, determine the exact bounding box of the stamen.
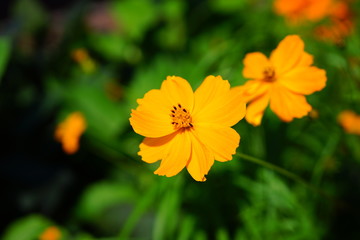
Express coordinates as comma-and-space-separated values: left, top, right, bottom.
170, 103, 193, 129
263, 66, 276, 82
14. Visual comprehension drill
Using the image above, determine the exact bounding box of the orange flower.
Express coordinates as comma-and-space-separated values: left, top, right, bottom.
274, 0, 332, 24
129, 76, 246, 181
39, 226, 61, 240
71, 48, 96, 73
338, 110, 360, 135
55, 112, 86, 154
314, 1, 354, 44
236, 35, 326, 126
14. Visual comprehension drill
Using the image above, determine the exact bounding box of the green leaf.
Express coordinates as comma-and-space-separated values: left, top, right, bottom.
177, 216, 196, 240
12, 0, 47, 32
118, 183, 158, 239
74, 232, 96, 240
75, 181, 137, 222
210, 0, 246, 13
153, 179, 182, 240
0, 36, 11, 81
161, 0, 185, 20
88, 33, 126, 61
65, 84, 129, 139
2, 215, 51, 240
236, 170, 324, 239
111, 0, 158, 40
216, 228, 230, 240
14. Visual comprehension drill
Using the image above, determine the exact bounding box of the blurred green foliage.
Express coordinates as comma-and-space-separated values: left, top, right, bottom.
0, 36, 11, 80
1, 0, 360, 239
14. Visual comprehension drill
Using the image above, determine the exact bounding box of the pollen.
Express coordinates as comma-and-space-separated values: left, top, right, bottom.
170, 103, 193, 129
263, 67, 276, 82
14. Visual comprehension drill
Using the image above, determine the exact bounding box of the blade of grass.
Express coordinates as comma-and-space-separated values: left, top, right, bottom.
117, 184, 158, 239
236, 152, 331, 199
0, 36, 11, 83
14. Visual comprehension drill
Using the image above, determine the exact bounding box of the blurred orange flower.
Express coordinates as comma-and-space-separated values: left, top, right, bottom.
130, 76, 246, 181
274, 0, 354, 43
315, 1, 354, 44
236, 35, 326, 126
338, 110, 360, 135
71, 48, 96, 73
55, 112, 86, 154
39, 226, 61, 240
274, 0, 332, 24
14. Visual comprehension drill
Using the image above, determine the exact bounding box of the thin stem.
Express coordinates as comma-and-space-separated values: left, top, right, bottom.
311, 129, 341, 186
236, 152, 330, 199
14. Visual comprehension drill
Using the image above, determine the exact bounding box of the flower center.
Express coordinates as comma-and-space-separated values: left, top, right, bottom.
263, 67, 276, 82
170, 103, 193, 129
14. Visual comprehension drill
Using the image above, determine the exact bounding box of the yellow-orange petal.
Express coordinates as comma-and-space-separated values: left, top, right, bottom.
269, 83, 312, 122
298, 52, 314, 67
274, 0, 332, 23
270, 35, 310, 76
192, 75, 230, 113
274, 0, 304, 17
194, 123, 240, 162
55, 112, 86, 155
138, 131, 178, 163
39, 226, 61, 240
160, 76, 194, 113
192, 75, 246, 127
234, 80, 271, 103
338, 110, 357, 132
130, 89, 175, 138
186, 133, 214, 182
279, 66, 327, 95
306, 0, 332, 21
62, 135, 79, 154
153, 129, 191, 177
338, 111, 360, 135
245, 92, 271, 126
243, 52, 272, 79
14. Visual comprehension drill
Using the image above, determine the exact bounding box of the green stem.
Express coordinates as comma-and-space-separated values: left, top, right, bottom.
236, 153, 330, 198
117, 184, 158, 239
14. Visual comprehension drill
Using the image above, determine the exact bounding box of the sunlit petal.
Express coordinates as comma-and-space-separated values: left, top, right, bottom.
298, 52, 313, 67
153, 129, 191, 177
186, 132, 214, 182
161, 76, 194, 112
270, 83, 312, 122
192, 75, 230, 113
279, 66, 326, 95
243, 52, 272, 79
139, 131, 178, 163
270, 35, 309, 75
245, 92, 271, 126
193, 76, 246, 127
194, 124, 240, 162
234, 80, 271, 103
130, 89, 175, 138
